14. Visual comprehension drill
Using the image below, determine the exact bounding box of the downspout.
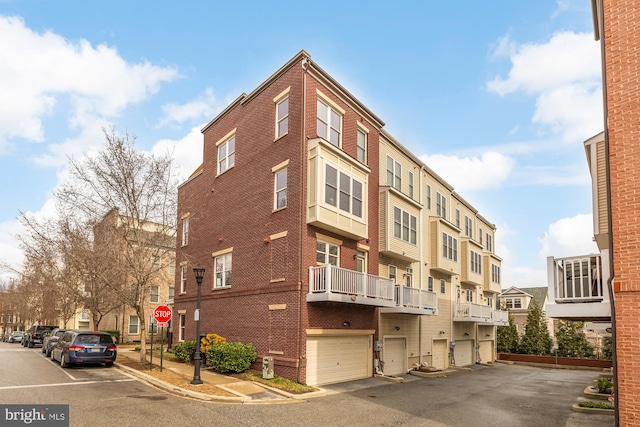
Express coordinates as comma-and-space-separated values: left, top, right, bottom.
597, 0, 618, 424
297, 56, 309, 383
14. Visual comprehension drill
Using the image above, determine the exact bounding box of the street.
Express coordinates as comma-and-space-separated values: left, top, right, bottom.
0, 342, 613, 427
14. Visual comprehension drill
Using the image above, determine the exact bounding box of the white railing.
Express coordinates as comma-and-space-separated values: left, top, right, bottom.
309, 265, 396, 302
456, 302, 507, 323
549, 255, 605, 302
396, 286, 438, 310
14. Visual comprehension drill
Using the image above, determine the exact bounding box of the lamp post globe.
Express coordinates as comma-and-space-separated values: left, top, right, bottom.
191, 265, 205, 385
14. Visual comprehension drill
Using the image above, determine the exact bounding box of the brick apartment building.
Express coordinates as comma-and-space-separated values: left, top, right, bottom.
173, 50, 506, 386
593, 0, 640, 424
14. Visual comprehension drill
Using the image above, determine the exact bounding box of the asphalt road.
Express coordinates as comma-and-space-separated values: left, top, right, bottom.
0, 342, 613, 427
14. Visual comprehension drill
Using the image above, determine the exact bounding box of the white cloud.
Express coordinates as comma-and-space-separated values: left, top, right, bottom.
151, 125, 205, 183
487, 31, 602, 143
539, 213, 598, 259
157, 88, 219, 127
0, 15, 179, 157
419, 151, 515, 191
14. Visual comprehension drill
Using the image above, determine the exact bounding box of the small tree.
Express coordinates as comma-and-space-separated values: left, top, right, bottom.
520, 300, 553, 355
497, 311, 520, 353
555, 321, 594, 358
602, 336, 613, 360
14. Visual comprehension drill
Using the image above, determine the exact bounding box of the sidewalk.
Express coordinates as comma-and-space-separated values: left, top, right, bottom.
114, 346, 325, 403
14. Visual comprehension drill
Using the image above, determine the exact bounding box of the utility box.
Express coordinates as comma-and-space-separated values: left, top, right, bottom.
262, 356, 274, 379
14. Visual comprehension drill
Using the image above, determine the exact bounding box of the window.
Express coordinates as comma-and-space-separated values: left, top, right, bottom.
408, 172, 414, 199
436, 192, 447, 219
442, 232, 458, 261
150, 285, 159, 303
316, 241, 339, 266
180, 265, 187, 293
182, 217, 189, 246
128, 316, 139, 335
426, 185, 431, 210
276, 96, 289, 138
149, 318, 158, 334
492, 264, 501, 284
324, 164, 363, 218
317, 99, 342, 146
405, 267, 413, 287
393, 207, 417, 244
486, 233, 493, 252
215, 253, 232, 288
466, 289, 473, 303
386, 156, 401, 191
357, 129, 367, 163
471, 251, 482, 274
440, 279, 446, 294
428, 276, 434, 292
465, 216, 473, 238
479, 228, 483, 246
505, 298, 521, 309
168, 286, 175, 303
456, 210, 460, 228
169, 259, 176, 275
274, 167, 287, 209
178, 314, 186, 341
218, 135, 235, 174
151, 255, 160, 269
389, 265, 397, 282
487, 297, 493, 308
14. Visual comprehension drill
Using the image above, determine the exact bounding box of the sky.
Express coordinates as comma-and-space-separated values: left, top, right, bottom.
0, 1, 603, 289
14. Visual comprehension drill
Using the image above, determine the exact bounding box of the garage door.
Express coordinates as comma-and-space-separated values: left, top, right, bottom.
382, 337, 406, 376
431, 339, 448, 370
478, 340, 493, 364
453, 340, 474, 366
306, 335, 371, 386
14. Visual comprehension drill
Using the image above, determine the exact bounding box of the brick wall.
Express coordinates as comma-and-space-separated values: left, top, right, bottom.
604, 0, 640, 424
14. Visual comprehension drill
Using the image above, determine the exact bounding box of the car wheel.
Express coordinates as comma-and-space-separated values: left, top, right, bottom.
28, 341, 34, 348
41, 346, 46, 353
60, 354, 70, 368
105, 362, 114, 367
45, 348, 51, 357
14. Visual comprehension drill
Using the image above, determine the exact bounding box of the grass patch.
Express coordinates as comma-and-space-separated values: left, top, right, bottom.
240, 370, 319, 394
578, 401, 614, 410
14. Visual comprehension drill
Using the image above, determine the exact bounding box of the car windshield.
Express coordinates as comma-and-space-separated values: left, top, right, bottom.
14, 332, 23, 335
54, 331, 65, 337
76, 334, 113, 344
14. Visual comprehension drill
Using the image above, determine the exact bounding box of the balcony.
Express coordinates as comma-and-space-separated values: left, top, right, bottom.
546, 254, 611, 321
454, 303, 508, 325
308, 265, 437, 314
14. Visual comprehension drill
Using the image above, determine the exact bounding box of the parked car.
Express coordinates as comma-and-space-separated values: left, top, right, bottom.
8, 331, 24, 343
23, 325, 57, 348
51, 331, 117, 368
42, 328, 70, 357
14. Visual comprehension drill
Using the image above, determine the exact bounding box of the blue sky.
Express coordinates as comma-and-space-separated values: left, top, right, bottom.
0, 1, 603, 288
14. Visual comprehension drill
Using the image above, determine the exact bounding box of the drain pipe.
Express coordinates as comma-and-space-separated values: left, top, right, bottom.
595, 0, 618, 424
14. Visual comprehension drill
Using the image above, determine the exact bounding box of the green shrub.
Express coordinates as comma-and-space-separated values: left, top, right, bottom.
596, 378, 614, 394
578, 401, 614, 409
205, 342, 257, 373
172, 340, 196, 363
101, 330, 120, 343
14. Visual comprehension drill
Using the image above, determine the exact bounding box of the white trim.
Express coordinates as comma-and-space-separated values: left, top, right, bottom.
215, 128, 237, 147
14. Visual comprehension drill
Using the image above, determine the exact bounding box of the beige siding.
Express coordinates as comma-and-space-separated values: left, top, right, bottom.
596, 141, 608, 234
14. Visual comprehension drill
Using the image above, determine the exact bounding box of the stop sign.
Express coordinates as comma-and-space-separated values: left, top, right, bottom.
153, 305, 172, 323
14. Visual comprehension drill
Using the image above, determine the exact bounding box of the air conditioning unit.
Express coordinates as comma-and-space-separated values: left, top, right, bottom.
262, 356, 274, 379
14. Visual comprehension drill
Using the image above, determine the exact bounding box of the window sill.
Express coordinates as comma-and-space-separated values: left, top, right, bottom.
274, 132, 288, 143
216, 165, 235, 178
270, 278, 286, 283
212, 286, 231, 291
272, 206, 287, 213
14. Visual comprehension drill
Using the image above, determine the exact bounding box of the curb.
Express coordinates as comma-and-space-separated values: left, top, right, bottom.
115, 362, 245, 403
572, 403, 614, 415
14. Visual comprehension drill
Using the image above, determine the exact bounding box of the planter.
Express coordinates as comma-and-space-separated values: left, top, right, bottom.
584, 386, 613, 401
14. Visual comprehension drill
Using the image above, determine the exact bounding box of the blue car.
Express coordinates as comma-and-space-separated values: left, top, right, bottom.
8, 331, 24, 343
51, 331, 117, 368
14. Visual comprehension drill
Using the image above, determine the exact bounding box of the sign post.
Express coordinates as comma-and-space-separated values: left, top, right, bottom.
153, 305, 172, 372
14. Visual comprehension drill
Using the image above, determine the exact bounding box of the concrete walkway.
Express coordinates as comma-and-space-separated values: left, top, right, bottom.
114, 346, 326, 403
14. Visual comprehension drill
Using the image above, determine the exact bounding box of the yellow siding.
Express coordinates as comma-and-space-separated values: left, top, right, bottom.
596, 141, 608, 234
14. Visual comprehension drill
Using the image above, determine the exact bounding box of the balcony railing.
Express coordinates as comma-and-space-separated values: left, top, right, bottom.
308, 265, 440, 313
548, 255, 605, 302
455, 302, 508, 325
308, 265, 397, 307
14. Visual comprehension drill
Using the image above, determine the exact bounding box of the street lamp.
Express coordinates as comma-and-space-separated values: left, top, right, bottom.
191, 265, 205, 385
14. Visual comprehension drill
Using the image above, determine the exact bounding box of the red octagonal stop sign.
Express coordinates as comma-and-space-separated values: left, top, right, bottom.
153, 305, 172, 323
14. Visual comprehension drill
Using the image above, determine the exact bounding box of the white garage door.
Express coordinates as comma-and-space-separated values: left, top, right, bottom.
382, 337, 406, 376
431, 339, 448, 370
478, 340, 493, 364
306, 335, 371, 386
453, 340, 474, 367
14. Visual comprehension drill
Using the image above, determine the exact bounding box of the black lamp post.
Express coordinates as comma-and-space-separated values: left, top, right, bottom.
191, 265, 205, 385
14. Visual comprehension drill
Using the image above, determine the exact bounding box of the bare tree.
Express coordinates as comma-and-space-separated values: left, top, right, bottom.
55, 127, 178, 362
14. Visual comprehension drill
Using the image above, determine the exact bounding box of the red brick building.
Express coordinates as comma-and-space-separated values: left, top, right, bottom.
174, 51, 505, 386
594, 0, 640, 424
